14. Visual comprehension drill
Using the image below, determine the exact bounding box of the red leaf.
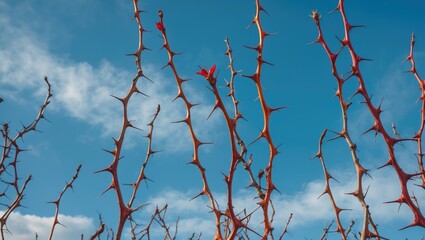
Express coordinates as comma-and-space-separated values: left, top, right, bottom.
196, 68, 209, 77
156, 22, 164, 31
209, 65, 216, 76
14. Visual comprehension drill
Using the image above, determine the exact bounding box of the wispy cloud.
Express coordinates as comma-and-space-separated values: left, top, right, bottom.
1, 211, 95, 240
3, 169, 422, 239
133, 168, 423, 238
0, 5, 221, 152
133, 166, 425, 239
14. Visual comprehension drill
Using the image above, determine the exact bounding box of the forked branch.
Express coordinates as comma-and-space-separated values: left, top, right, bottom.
0, 77, 52, 239
96, 1, 158, 238
311, 0, 425, 235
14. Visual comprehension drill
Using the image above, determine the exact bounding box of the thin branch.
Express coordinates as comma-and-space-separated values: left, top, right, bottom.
48, 164, 82, 240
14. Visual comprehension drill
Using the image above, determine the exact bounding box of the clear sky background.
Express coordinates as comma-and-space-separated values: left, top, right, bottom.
1, 0, 425, 239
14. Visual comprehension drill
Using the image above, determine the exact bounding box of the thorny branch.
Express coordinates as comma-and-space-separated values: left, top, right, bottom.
127, 104, 161, 209
243, 0, 283, 238
137, 205, 177, 240
88, 214, 106, 240
158, 0, 284, 238
313, 130, 347, 239
406, 33, 425, 189
48, 164, 82, 240
96, 1, 161, 238
312, 0, 425, 237
320, 220, 334, 240
199, 64, 252, 238
156, 9, 223, 239
278, 213, 293, 240
4, 1, 423, 239
224, 37, 264, 200
128, 105, 162, 240
0, 77, 52, 239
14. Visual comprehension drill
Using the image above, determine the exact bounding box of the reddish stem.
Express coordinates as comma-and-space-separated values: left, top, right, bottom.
314, 130, 347, 239
244, 0, 281, 237
156, 10, 223, 239
48, 164, 82, 240
96, 1, 153, 238
312, 0, 425, 233
0, 77, 52, 239
406, 33, 425, 189
201, 71, 244, 238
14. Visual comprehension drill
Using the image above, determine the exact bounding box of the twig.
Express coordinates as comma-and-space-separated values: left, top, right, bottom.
48, 164, 82, 240
88, 214, 105, 240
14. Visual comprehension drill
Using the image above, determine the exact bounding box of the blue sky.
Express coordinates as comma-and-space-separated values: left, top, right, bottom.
1, 0, 425, 239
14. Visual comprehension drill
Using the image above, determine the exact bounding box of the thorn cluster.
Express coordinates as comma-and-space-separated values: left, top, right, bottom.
137, 204, 178, 240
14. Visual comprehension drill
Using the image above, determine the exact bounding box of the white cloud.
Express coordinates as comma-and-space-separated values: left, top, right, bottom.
1, 169, 419, 239
1, 211, 95, 240
0, 6, 221, 152
132, 169, 424, 238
